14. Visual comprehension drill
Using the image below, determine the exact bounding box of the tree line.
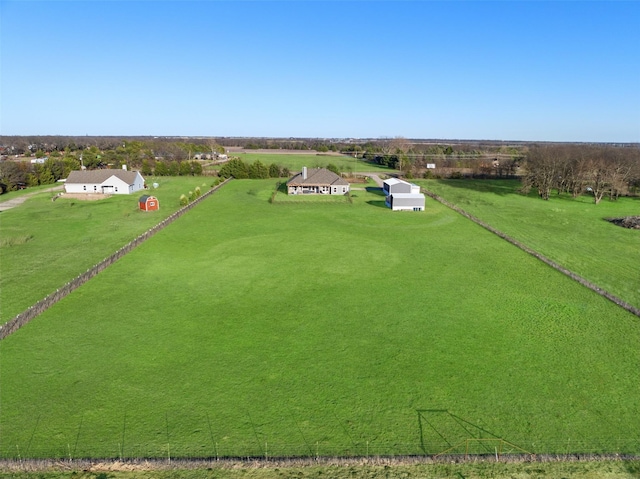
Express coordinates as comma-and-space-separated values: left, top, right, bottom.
521, 144, 640, 203
0, 140, 218, 191
218, 159, 291, 179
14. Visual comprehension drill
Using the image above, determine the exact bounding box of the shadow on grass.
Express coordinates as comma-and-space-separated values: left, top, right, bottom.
365, 187, 386, 196
417, 409, 515, 455
367, 200, 388, 209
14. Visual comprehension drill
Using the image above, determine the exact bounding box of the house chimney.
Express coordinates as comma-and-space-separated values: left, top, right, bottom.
302, 167, 307, 180
122, 164, 128, 171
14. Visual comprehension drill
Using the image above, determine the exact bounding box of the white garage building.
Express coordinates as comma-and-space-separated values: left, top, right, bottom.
383, 178, 425, 211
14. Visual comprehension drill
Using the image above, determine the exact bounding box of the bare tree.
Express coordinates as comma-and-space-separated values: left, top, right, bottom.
522, 145, 566, 200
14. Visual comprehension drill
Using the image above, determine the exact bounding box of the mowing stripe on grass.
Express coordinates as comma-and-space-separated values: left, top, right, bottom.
422, 188, 640, 318
0, 179, 232, 340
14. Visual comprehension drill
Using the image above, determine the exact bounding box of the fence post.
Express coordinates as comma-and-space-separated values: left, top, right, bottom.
1, 179, 233, 340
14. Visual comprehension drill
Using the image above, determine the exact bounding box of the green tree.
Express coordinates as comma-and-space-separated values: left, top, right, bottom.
248, 160, 269, 179
44, 158, 64, 181
141, 159, 153, 176
219, 159, 249, 179
27, 173, 40, 187
326, 163, 340, 175
168, 161, 180, 176
62, 157, 81, 177
179, 161, 192, 176
191, 161, 203, 175
268, 163, 281, 178
154, 161, 169, 176
38, 166, 55, 185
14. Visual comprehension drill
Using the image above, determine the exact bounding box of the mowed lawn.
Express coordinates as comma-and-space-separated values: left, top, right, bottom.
0, 177, 214, 321
418, 179, 640, 309
213, 153, 394, 174
0, 180, 638, 459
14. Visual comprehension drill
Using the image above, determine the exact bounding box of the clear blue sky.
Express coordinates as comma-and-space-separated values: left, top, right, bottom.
1, 1, 639, 142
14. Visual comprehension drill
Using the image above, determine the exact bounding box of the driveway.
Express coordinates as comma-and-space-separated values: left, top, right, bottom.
361, 173, 384, 187
0, 186, 63, 212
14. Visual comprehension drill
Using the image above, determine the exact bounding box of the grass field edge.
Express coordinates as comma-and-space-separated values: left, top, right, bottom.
421, 187, 640, 319
0, 179, 233, 339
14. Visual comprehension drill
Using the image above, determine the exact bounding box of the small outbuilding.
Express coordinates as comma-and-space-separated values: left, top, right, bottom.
383, 178, 425, 211
387, 192, 425, 211
139, 195, 159, 211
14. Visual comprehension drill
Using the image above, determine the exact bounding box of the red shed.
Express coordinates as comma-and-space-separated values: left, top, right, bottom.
139, 195, 159, 211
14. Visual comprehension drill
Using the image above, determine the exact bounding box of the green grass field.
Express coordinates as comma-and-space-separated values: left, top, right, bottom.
418, 179, 640, 309
0, 179, 638, 459
0, 177, 214, 321
212, 153, 395, 174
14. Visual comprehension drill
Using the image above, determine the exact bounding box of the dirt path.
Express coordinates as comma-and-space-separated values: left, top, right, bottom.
364, 173, 384, 187
0, 186, 63, 212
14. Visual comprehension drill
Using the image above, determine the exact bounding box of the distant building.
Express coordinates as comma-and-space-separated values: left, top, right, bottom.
383, 178, 425, 211
64, 169, 145, 195
287, 167, 350, 195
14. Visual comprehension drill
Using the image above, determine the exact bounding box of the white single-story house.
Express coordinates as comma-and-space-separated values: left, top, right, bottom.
383, 178, 425, 211
64, 169, 145, 195
287, 167, 350, 195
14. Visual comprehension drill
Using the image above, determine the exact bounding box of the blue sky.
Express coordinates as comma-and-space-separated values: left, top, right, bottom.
1, 1, 639, 142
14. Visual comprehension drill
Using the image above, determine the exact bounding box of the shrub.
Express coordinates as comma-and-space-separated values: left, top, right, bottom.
248, 160, 269, 179
326, 163, 340, 175
219, 159, 248, 179
179, 194, 188, 206
268, 163, 281, 178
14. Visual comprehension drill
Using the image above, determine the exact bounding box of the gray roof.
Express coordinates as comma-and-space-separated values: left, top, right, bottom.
66, 169, 141, 185
287, 168, 349, 187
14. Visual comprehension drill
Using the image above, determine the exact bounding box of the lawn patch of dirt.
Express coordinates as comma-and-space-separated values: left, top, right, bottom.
60, 193, 111, 201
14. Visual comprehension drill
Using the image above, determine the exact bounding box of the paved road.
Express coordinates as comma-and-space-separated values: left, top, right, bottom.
0, 186, 63, 212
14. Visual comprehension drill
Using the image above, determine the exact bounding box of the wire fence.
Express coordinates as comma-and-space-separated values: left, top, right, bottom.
422, 188, 640, 318
0, 178, 232, 340
2, 438, 639, 461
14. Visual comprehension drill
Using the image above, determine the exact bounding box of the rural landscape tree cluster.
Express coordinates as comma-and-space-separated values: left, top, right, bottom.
1, 136, 639, 206
521, 144, 640, 203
